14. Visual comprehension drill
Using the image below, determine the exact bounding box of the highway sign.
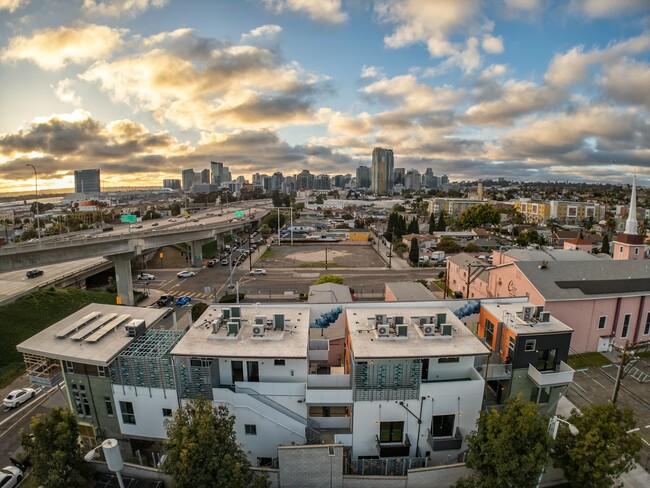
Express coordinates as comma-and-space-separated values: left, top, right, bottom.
234, 210, 245, 217
121, 215, 137, 223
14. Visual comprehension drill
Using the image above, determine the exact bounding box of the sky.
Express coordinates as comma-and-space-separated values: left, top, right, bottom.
0, 0, 649, 194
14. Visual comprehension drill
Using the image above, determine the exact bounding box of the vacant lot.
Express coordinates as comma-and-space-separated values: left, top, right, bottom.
258, 244, 385, 268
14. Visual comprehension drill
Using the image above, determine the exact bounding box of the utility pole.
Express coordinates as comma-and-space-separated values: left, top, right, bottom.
612, 340, 629, 403
325, 246, 328, 270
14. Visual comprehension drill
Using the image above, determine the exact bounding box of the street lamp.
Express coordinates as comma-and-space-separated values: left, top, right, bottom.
235, 277, 256, 304
84, 438, 125, 488
25, 164, 40, 239
537, 416, 579, 487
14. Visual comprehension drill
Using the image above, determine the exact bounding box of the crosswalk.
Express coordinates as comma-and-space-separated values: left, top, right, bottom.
166, 290, 210, 300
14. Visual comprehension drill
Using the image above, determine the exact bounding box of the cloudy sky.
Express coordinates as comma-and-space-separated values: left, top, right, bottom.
1, 0, 649, 194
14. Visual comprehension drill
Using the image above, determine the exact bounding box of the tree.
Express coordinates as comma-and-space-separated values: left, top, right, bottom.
464, 242, 483, 253
21, 408, 92, 488
553, 403, 641, 488
407, 217, 419, 234
409, 237, 419, 264
428, 212, 436, 234
436, 237, 460, 254
459, 395, 551, 488
191, 302, 209, 321
164, 398, 269, 488
601, 233, 610, 254
258, 224, 272, 238
458, 204, 501, 230
261, 211, 286, 231
313, 274, 344, 285
437, 210, 447, 231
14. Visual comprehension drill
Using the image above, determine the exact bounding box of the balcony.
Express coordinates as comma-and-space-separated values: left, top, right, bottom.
527, 361, 574, 387
478, 353, 512, 381
375, 433, 411, 458
427, 428, 463, 451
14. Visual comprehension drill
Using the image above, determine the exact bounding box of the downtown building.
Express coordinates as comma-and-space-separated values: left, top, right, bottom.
371, 147, 394, 195
74, 169, 101, 194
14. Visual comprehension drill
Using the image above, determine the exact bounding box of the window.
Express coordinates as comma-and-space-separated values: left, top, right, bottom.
379, 421, 404, 443
257, 457, 273, 467
71, 383, 90, 417
245, 424, 257, 435
525, 339, 536, 352
431, 414, 455, 437
485, 319, 495, 348
274, 359, 285, 366
438, 357, 459, 363
508, 337, 515, 356
597, 316, 607, 330
162, 408, 173, 417
620, 246, 623, 253
65, 361, 74, 373
621, 314, 631, 338
645, 312, 650, 336
104, 397, 114, 417
97, 366, 106, 378
635, 248, 639, 255
119, 401, 136, 424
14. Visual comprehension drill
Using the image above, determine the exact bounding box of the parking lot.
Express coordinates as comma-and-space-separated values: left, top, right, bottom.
258, 244, 385, 269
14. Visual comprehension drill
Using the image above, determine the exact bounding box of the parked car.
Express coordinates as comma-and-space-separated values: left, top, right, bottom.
177, 270, 196, 278
25, 269, 43, 279
176, 296, 191, 306
3, 387, 36, 409
220, 259, 229, 266
249, 269, 267, 276
137, 273, 155, 280
207, 259, 218, 267
156, 295, 174, 307
0, 465, 23, 488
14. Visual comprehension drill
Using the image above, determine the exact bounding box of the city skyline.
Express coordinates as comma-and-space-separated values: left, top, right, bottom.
1, 0, 649, 195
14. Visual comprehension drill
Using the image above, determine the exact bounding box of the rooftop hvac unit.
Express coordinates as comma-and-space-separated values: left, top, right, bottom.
211, 319, 220, 334
125, 319, 145, 337
231, 306, 241, 318
227, 321, 240, 335
252, 325, 265, 337
423, 325, 436, 336
411, 317, 420, 326
419, 316, 431, 326
222, 308, 231, 320
394, 316, 405, 325
539, 311, 551, 323
254, 316, 267, 326
396, 324, 408, 337
375, 314, 387, 325
436, 313, 447, 325
442, 324, 453, 336
534, 306, 544, 318
377, 325, 390, 337
522, 306, 534, 320
273, 314, 285, 331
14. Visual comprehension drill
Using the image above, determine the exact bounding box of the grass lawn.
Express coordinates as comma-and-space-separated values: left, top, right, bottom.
259, 250, 276, 260
567, 352, 612, 369
432, 279, 454, 297
298, 262, 344, 268
0, 288, 116, 387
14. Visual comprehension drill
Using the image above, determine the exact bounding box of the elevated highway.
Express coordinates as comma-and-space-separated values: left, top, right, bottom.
0, 203, 272, 305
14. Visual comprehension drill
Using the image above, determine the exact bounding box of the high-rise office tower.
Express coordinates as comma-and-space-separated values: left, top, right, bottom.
393, 167, 405, 187
181, 169, 195, 192
74, 169, 101, 194
211, 161, 227, 185
296, 170, 314, 190
163, 179, 181, 190
371, 147, 394, 195
356, 165, 371, 188
200, 168, 210, 184
405, 169, 421, 190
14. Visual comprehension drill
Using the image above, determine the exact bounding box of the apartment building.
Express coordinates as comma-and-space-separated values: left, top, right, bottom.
514, 199, 606, 225
428, 198, 485, 218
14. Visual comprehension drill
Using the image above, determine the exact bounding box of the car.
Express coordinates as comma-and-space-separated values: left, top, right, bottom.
156, 294, 174, 307
220, 259, 229, 266
137, 273, 155, 280
0, 465, 23, 488
26, 238, 39, 243
25, 269, 43, 279
3, 388, 36, 409
129, 224, 143, 229
192, 218, 199, 222
176, 296, 191, 306
168, 218, 177, 222
207, 259, 218, 267
151, 222, 159, 227
249, 269, 267, 276
177, 270, 196, 278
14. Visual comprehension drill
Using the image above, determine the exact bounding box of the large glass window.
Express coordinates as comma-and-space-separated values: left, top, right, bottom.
645, 312, 650, 336
431, 414, 455, 437
621, 314, 631, 338
379, 421, 404, 443
104, 397, 113, 417
485, 319, 495, 348
119, 401, 136, 424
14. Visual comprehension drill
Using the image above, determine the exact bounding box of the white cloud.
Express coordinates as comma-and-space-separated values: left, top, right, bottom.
479, 64, 507, 79
360, 65, 381, 78
1, 24, 126, 71
600, 59, 650, 110
241, 24, 283, 43
0, 0, 28, 13
482, 34, 504, 54
544, 33, 650, 86
261, 0, 348, 24
82, 0, 167, 18
570, 0, 649, 19
52, 79, 81, 106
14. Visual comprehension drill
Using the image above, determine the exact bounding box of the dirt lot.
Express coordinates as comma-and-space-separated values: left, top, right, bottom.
566, 353, 650, 469
257, 244, 385, 268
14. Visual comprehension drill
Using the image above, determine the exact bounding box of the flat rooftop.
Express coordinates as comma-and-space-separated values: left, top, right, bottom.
385, 282, 435, 301
346, 305, 489, 359
17, 304, 167, 367
481, 302, 573, 336
171, 304, 310, 359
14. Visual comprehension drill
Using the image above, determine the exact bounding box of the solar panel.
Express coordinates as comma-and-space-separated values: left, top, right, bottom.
85, 314, 132, 343
69, 313, 118, 341
55, 312, 102, 338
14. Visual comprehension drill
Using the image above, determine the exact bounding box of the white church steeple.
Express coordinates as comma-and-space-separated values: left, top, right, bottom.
624, 175, 638, 235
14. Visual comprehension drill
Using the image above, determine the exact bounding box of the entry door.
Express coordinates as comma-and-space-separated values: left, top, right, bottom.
597, 337, 611, 353
231, 361, 244, 383
247, 361, 260, 382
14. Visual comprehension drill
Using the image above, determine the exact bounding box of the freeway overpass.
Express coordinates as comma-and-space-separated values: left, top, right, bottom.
0, 204, 271, 305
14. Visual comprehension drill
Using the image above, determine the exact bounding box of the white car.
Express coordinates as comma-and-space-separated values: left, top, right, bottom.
249, 269, 267, 276
3, 387, 36, 409
177, 270, 196, 278
0, 466, 23, 488
137, 273, 155, 280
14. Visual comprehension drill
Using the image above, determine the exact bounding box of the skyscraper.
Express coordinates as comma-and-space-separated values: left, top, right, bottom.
371, 147, 394, 195
296, 170, 314, 190
74, 169, 101, 194
356, 165, 371, 188
181, 169, 195, 192
393, 167, 405, 187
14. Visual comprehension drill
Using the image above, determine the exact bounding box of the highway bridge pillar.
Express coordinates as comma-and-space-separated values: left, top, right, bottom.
111, 254, 135, 306
190, 239, 213, 267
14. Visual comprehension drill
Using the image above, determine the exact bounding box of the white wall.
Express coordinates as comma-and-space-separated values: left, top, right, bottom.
218, 358, 308, 385
112, 385, 179, 439
424, 356, 476, 382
